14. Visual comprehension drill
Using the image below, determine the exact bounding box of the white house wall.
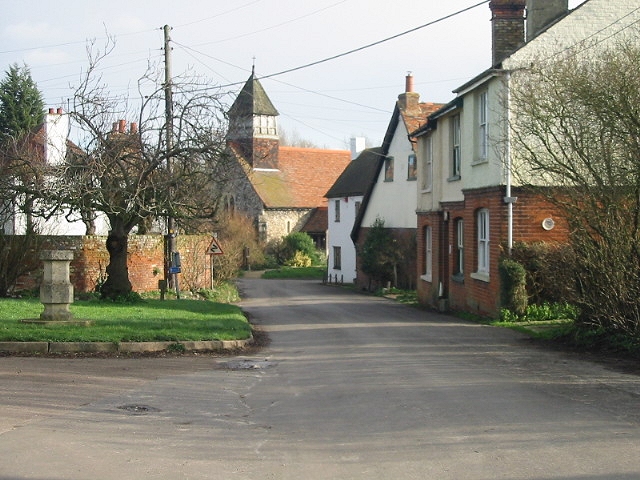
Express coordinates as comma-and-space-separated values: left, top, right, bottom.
505, 0, 640, 72
361, 122, 417, 229
327, 194, 362, 283
503, 0, 640, 187
9, 200, 109, 236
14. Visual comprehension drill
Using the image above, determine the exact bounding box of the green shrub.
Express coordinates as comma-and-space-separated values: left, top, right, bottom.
269, 232, 321, 266
510, 242, 578, 305
285, 251, 312, 267
499, 258, 528, 315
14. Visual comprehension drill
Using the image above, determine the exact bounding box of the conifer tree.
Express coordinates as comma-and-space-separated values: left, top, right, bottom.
0, 63, 45, 142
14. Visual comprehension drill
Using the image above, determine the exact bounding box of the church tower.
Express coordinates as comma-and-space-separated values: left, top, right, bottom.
227, 68, 280, 170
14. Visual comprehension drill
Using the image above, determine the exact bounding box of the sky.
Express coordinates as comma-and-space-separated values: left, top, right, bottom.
0, 0, 586, 150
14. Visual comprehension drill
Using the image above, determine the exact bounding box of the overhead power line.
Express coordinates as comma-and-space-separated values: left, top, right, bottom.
178, 0, 490, 92
257, 0, 490, 81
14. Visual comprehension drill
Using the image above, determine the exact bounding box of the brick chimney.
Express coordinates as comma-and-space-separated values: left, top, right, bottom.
489, 0, 526, 65
398, 73, 420, 113
526, 0, 568, 41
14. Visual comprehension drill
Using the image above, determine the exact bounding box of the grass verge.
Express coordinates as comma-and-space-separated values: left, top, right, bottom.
491, 319, 575, 340
262, 266, 325, 280
0, 298, 251, 343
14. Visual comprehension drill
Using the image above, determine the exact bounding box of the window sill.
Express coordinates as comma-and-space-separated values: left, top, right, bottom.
472, 158, 488, 166
420, 274, 432, 283
452, 273, 464, 284
407, 177, 417, 182
447, 175, 461, 182
420, 188, 433, 194
470, 271, 490, 283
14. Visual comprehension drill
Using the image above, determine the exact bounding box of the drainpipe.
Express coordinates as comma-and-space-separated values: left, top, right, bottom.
504, 71, 517, 256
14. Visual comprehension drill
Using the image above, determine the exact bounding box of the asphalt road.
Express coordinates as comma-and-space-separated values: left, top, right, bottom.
1, 278, 640, 479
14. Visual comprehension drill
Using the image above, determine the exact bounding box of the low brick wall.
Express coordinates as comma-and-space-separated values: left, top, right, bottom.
14, 234, 212, 293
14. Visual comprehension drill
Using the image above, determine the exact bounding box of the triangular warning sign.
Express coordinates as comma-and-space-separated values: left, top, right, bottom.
207, 237, 224, 255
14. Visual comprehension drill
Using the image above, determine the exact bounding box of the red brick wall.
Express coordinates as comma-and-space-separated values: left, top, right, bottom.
417, 186, 570, 317
14, 234, 212, 294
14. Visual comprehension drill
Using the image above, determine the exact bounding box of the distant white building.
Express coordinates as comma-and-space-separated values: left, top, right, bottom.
3, 108, 109, 236
325, 147, 381, 283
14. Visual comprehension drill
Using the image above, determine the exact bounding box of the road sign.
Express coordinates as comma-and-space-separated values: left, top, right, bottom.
207, 237, 224, 255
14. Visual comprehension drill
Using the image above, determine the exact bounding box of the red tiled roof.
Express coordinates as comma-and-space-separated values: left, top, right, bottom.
301, 206, 328, 233
250, 146, 351, 209
403, 102, 443, 136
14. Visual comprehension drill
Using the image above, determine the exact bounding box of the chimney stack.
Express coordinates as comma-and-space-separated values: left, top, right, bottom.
350, 137, 366, 160
526, 0, 568, 41
398, 73, 420, 112
489, 0, 526, 65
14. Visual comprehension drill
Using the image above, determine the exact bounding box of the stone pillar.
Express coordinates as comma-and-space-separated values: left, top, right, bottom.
39, 250, 74, 322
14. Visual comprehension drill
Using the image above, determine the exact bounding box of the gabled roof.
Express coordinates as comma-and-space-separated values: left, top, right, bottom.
228, 71, 279, 118
325, 147, 383, 199
242, 146, 351, 209
382, 100, 442, 154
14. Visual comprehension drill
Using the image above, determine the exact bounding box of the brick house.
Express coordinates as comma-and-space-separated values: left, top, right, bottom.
413, 0, 640, 317
350, 75, 441, 289
225, 70, 351, 247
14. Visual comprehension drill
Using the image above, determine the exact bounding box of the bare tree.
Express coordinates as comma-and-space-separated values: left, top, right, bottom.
50, 39, 237, 299
509, 35, 640, 335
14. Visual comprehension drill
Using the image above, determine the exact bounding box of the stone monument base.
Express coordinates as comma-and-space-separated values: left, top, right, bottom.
21, 319, 93, 326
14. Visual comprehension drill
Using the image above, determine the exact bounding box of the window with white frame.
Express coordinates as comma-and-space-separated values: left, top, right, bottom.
451, 114, 461, 179
424, 225, 432, 281
477, 209, 490, 275
334, 200, 340, 222
455, 218, 464, 276
478, 90, 488, 161
422, 136, 433, 191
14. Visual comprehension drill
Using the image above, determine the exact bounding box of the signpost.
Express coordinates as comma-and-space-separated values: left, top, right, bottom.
207, 237, 224, 289
207, 237, 224, 256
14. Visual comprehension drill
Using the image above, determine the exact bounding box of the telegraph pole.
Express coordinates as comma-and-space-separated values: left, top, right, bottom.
163, 24, 180, 299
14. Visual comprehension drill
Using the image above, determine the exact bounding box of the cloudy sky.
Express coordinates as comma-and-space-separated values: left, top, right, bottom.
0, 0, 586, 150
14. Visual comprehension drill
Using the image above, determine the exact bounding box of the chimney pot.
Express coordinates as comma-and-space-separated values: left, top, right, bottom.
113, 122, 119, 133
49, 108, 55, 114
405, 73, 414, 93
130, 122, 138, 134
56, 107, 63, 114
118, 119, 126, 134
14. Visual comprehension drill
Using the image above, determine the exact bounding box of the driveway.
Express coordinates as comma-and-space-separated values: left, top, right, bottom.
1, 278, 640, 479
